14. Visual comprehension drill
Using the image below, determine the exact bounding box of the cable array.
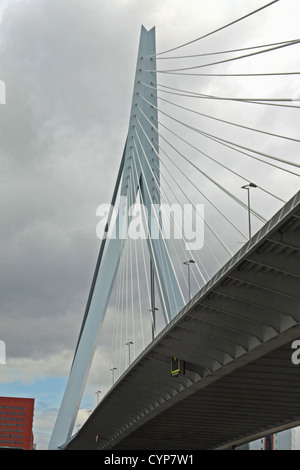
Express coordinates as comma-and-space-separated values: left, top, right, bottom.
98, 1, 300, 387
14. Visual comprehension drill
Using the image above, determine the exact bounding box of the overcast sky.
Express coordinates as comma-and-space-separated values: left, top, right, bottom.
0, 0, 299, 450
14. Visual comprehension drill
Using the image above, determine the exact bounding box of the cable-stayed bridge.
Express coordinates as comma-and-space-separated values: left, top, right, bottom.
49, 2, 300, 450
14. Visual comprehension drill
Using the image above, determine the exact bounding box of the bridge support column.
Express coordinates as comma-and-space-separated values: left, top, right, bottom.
49, 25, 183, 450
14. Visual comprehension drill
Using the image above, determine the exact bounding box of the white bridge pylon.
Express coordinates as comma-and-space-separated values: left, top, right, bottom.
49, 26, 184, 450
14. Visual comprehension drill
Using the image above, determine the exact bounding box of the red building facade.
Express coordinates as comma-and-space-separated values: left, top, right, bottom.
0, 397, 34, 450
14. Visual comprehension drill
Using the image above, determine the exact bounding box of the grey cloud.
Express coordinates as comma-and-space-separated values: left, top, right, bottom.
0, 0, 299, 375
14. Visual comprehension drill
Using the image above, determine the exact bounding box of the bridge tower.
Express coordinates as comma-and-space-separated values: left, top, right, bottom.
49, 25, 184, 450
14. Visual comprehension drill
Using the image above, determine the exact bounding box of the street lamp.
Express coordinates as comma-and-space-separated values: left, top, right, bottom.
149, 307, 158, 341
183, 260, 195, 301
241, 183, 257, 239
125, 341, 133, 366
110, 367, 117, 385
95, 390, 101, 405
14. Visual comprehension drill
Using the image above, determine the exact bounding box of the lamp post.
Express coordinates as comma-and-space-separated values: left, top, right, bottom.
149, 260, 158, 341
110, 367, 117, 385
149, 307, 158, 341
241, 183, 257, 239
95, 390, 101, 405
183, 260, 195, 301
125, 341, 133, 366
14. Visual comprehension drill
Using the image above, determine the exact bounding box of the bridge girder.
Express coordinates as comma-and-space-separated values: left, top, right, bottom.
63, 191, 300, 450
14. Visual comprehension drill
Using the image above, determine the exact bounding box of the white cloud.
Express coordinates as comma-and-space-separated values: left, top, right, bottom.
0, 350, 73, 384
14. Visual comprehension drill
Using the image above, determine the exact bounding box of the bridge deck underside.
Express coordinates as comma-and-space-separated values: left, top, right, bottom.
114, 344, 300, 450
64, 192, 300, 450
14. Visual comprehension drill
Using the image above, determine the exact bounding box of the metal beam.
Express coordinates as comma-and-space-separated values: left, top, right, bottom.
245, 250, 300, 277
49, 25, 184, 450
62, 193, 300, 450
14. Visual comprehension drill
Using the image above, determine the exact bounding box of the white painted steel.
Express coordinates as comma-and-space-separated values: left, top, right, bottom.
49, 25, 183, 450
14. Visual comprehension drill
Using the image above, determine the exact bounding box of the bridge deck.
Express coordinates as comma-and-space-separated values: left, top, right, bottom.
64, 191, 300, 450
